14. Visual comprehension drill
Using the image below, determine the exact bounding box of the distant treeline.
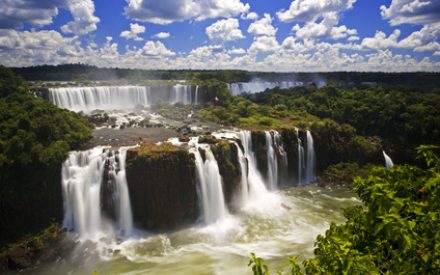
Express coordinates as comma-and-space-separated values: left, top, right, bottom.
9, 64, 440, 92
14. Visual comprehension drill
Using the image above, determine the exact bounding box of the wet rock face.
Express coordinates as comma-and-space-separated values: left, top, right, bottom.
251, 131, 268, 179
100, 151, 118, 222
280, 128, 299, 184
126, 147, 199, 231
210, 140, 242, 211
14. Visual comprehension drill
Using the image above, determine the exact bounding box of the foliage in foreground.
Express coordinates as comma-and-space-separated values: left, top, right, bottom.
249, 146, 440, 274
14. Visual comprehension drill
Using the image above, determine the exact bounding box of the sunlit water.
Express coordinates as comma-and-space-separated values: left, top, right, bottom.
23, 185, 359, 275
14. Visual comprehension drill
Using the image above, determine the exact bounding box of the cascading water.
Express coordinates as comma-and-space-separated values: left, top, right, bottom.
190, 139, 229, 224
305, 130, 316, 184
48, 84, 199, 112
61, 146, 134, 239
228, 81, 302, 95
383, 151, 394, 170
296, 128, 305, 185
170, 84, 192, 105
49, 86, 152, 112
234, 142, 249, 205
237, 131, 273, 203
265, 131, 279, 190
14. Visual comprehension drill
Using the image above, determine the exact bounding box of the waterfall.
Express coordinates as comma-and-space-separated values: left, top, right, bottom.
49, 86, 152, 112
265, 131, 279, 190
305, 130, 316, 184
234, 142, 249, 205
61, 146, 134, 239
194, 85, 199, 104
237, 130, 271, 201
170, 84, 192, 105
295, 129, 305, 185
383, 151, 394, 170
191, 139, 228, 224
48, 84, 198, 112
228, 81, 302, 95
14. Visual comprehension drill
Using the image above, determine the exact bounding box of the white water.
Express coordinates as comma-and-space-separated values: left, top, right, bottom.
265, 131, 279, 190
234, 142, 249, 206
190, 138, 229, 224
48, 84, 199, 112
228, 81, 302, 95
49, 86, 152, 112
170, 84, 192, 105
296, 128, 304, 185
61, 146, 134, 240
383, 150, 394, 170
305, 131, 316, 184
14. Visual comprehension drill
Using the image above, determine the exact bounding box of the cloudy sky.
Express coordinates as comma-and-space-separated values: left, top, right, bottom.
0, 0, 439, 71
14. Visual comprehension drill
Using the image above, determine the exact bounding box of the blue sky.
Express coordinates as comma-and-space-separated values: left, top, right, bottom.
0, 0, 439, 71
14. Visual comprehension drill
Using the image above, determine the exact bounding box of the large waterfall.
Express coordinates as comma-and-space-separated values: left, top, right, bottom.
61, 146, 134, 240
48, 84, 199, 112
228, 81, 302, 95
190, 139, 229, 224
49, 86, 152, 112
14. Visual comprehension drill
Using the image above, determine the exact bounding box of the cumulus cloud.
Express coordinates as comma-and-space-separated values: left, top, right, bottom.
359, 24, 440, 52
153, 32, 170, 39
124, 0, 249, 24
277, 0, 357, 41
206, 18, 244, 42
0, 0, 64, 29
241, 12, 258, 21
120, 23, 146, 41
228, 47, 246, 54
140, 41, 175, 57
248, 36, 280, 54
381, 0, 440, 25
248, 14, 277, 37
277, 0, 356, 22
61, 0, 100, 35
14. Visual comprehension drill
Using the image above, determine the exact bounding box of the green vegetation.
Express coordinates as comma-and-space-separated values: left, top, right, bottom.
249, 146, 440, 274
249, 85, 440, 164
317, 163, 374, 187
0, 66, 92, 247
11, 64, 440, 91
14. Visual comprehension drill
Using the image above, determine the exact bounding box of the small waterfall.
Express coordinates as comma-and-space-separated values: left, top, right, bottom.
265, 131, 278, 190
305, 130, 316, 184
194, 85, 199, 104
49, 86, 152, 112
383, 151, 394, 170
234, 142, 249, 205
228, 81, 303, 95
237, 130, 270, 201
170, 84, 192, 105
296, 129, 305, 185
61, 146, 134, 239
191, 139, 228, 224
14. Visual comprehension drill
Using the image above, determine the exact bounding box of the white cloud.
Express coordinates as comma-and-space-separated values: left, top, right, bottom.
153, 32, 170, 39
206, 18, 244, 42
140, 41, 175, 57
277, 0, 357, 41
248, 14, 277, 37
359, 24, 440, 52
120, 23, 146, 41
61, 0, 100, 35
124, 0, 249, 24
348, 35, 360, 42
241, 12, 258, 21
361, 30, 401, 50
277, 0, 356, 22
0, 0, 63, 29
381, 0, 440, 25
228, 47, 246, 54
248, 36, 280, 54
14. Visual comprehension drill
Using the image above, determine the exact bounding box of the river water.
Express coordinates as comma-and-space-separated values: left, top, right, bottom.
25, 185, 358, 275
